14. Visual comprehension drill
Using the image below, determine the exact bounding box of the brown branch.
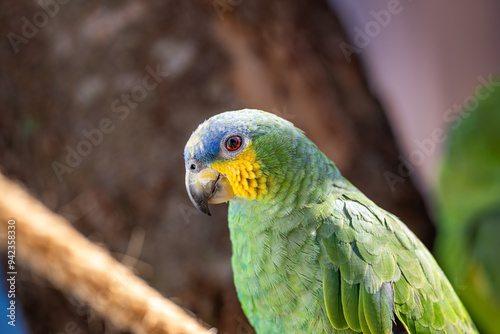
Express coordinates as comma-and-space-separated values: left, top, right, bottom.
0, 172, 213, 334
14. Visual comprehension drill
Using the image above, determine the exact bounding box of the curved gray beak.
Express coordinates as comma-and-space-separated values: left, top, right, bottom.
185, 163, 234, 216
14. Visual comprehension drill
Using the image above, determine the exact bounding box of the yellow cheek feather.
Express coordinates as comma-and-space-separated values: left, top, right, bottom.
210, 145, 269, 200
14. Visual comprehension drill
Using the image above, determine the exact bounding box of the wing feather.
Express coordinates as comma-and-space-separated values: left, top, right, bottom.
321, 185, 477, 333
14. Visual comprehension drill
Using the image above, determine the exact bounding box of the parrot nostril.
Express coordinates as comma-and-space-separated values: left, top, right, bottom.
187, 160, 202, 172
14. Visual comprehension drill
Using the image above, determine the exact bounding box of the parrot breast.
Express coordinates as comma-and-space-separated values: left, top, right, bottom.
228, 199, 334, 333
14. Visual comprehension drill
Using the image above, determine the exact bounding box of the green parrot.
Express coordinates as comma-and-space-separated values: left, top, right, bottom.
184, 109, 477, 333
435, 85, 500, 333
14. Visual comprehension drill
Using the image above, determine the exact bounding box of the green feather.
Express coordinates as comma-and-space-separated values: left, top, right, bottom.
323, 232, 351, 265
360, 282, 393, 334
370, 249, 396, 282
358, 292, 371, 334
432, 302, 446, 331
419, 294, 435, 328
340, 246, 368, 285
394, 277, 411, 305
341, 278, 361, 331
324, 267, 349, 330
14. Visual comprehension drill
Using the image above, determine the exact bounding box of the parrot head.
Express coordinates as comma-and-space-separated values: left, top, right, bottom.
184, 109, 300, 215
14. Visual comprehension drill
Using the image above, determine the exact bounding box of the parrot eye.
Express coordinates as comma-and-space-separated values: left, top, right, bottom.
225, 135, 242, 151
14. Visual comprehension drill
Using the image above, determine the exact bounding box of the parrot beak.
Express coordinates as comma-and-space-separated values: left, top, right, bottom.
185, 165, 234, 216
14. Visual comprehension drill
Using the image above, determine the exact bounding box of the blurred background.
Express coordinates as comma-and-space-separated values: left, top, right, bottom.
0, 0, 499, 333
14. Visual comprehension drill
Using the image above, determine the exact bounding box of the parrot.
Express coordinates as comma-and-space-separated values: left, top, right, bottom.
184, 109, 477, 333
435, 84, 500, 334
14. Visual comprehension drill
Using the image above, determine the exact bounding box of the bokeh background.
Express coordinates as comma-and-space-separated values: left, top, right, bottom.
1, 1, 499, 333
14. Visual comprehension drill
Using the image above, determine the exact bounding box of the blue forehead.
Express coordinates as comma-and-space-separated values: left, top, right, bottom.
184, 109, 279, 163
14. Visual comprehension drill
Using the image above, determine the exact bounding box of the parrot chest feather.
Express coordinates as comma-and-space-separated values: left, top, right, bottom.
228, 196, 337, 333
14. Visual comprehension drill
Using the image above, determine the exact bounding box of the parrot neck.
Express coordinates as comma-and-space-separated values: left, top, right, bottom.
228, 138, 344, 229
